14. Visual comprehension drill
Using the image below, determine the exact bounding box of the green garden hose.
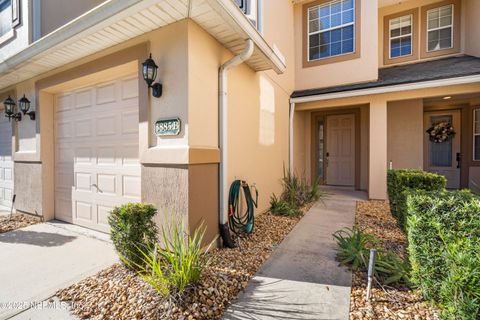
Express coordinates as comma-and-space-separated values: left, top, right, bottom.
228, 180, 258, 235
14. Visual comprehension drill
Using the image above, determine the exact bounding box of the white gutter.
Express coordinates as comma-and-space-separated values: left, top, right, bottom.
290, 74, 480, 104
219, 39, 254, 228
289, 102, 295, 175
214, 0, 286, 74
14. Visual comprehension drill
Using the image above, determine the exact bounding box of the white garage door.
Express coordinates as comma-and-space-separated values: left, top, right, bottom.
0, 115, 13, 210
54, 75, 141, 233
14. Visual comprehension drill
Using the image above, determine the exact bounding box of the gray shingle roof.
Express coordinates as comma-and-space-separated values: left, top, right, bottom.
291, 55, 480, 98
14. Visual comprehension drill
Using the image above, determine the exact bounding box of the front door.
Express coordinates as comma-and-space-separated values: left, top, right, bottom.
424, 110, 461, 189
326, 114, 355, 186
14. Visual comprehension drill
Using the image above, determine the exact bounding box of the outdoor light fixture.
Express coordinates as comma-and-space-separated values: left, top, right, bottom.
443, 96, 452, 100
18, 95, 36, 120
142, 54, 163, 98
3, 95, 21, 122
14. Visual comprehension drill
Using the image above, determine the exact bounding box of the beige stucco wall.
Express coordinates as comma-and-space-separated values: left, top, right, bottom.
464, 0, 480, 57
294, 0, 379, 90
387, 99, 424, 169
186, 20, 291, 214
40, 0, 106, 37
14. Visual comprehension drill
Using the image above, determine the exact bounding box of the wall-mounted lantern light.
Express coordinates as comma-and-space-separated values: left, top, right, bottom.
3, 96, 21, 122
18, 95, 36, 120
142, 54, 163, 98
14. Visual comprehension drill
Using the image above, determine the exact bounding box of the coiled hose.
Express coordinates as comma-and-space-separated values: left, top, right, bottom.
228, 180, 258, 235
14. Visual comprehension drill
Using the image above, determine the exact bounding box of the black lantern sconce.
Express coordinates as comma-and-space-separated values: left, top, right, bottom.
3, 94, 36, 122
18, 95, 36, 120
3, 96, 22, 122
142, 54, 163, 98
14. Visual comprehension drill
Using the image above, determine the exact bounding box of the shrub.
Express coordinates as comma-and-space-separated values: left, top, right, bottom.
387, 169, 446, 229
333, 226, 379, 270
375, 251, 411, 285
406, 190, 480, 319
333, 226, 410, 286
108, 203, 158, 269
132, 219, 213, 296
270, 169, 323, 216
269, 194, 302, 217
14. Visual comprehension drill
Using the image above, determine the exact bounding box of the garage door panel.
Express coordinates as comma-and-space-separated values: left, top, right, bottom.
97, 174, 116, 195
74, 119, 94, 138
0, 115, 13, 209
54, 75, 140, 232
74, 89, 93, 109
96, 82, 117, 105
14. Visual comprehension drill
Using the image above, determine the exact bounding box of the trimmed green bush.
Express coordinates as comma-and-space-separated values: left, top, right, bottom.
406, 190, 480, 319
108, 203, 158, 269
387, 169, 446, 229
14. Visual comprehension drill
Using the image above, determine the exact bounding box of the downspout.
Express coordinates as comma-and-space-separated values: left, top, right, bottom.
218, 39, 254, 247
289, 102, 296, 175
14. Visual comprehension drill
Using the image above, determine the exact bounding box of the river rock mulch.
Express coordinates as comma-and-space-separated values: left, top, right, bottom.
56, 211, 305, 320
349, 201, 440, 320
0, 213, 41, 233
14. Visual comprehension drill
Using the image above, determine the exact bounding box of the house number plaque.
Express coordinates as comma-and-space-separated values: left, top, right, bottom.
155, 118, 181, 136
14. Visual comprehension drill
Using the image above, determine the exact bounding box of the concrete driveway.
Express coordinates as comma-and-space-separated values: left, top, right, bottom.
0, 221, 118, 320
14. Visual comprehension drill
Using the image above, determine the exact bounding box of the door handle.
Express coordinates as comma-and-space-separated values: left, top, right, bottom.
456, 153, 461, 169
326, 152, 330, 157
91, 184, 103, 193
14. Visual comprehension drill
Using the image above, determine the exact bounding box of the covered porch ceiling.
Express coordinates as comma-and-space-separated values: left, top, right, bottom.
0, 0, 286, 91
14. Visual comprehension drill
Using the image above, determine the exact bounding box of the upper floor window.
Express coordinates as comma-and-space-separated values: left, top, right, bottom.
427, 4, 453, 52
307, 0, 355, 61
389, 15, 412, 58
420, 0, 460, 59
0, 0, 12, 37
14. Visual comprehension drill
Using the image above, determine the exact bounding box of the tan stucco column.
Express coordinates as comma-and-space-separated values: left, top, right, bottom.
369, 98, 388, 200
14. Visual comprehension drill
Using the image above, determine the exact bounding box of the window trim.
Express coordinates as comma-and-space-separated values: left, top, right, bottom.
303, 0, 361, 68
420, 0, 461, 59
383, 8, 419, 65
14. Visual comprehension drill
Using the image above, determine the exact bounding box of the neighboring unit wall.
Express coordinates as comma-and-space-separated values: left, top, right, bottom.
294, 0, 379, 90
0, 0, 30, 62
40, 0, 106, 37
387, 99, 424, 169
464, 0, 480, 57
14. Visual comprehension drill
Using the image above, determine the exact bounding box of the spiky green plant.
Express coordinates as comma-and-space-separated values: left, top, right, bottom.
333, 226, 379, 270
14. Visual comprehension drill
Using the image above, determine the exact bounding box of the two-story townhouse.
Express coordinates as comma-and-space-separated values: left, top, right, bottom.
1, 0, 480, 245
0, 0, 293, 244
291, 0, 480, 200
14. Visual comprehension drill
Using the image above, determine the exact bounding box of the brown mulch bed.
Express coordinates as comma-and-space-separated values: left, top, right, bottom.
56, 210, 307, 320
349, 201, 440, 320
0, 213, 41, 233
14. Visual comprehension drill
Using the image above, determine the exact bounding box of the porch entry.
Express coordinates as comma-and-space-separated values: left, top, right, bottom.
317, 114, 355, 186
424, 110, 461, 189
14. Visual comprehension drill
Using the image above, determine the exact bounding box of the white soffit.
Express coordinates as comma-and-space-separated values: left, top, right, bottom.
0, 0, 286, 91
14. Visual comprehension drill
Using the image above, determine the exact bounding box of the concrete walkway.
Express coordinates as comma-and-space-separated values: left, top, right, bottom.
0, 221, 118, 320
223, 187, 367, 320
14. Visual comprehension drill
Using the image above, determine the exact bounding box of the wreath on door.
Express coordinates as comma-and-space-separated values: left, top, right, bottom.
426, 121, 456, 143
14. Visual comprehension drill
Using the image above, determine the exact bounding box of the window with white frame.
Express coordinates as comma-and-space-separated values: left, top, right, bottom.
427, 4, 454, 52
389, 15, 412, 58
474, 109, 480, 161
307, 0, 355, 61
0, 0, 12, 37
235, 0, 258, 28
